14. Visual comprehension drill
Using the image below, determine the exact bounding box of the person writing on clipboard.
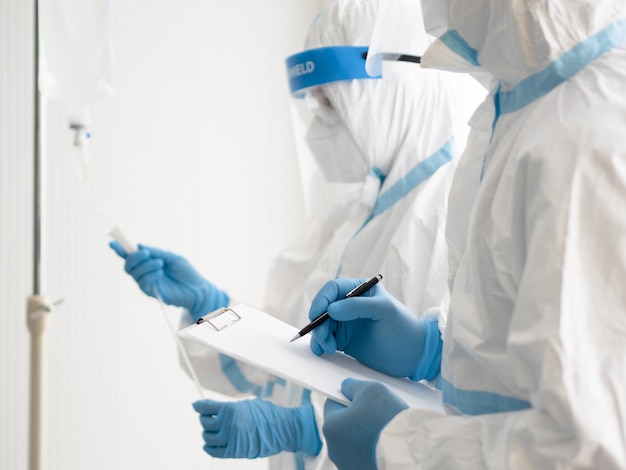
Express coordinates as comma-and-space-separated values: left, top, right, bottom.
301, 0, 626, 469
109, 0, 483, 468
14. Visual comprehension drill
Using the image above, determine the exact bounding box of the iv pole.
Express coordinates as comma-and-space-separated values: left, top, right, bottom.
27, 1, 114, 465
27, 2, 63, 469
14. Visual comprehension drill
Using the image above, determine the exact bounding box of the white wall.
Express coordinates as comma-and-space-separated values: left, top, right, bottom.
1, 1, 323, 469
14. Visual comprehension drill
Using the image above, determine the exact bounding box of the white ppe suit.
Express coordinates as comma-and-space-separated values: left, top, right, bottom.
182, 0, 482, 468
376, 1, 626, 468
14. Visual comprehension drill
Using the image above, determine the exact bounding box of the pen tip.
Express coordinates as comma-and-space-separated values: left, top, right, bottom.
289, 334, 300, 343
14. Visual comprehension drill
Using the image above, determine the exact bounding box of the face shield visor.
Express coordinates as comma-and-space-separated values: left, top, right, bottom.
285, 43, 424, 218
285, 46, 378, 218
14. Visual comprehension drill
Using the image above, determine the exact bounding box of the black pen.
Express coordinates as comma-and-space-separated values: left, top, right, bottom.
289, 274, 383, 343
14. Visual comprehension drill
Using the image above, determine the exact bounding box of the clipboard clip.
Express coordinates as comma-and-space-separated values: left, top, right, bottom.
196, 307, 241, 331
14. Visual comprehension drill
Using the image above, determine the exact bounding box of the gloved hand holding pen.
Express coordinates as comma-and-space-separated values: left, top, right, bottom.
308, 278, 442, 381
109, 241, 229, 322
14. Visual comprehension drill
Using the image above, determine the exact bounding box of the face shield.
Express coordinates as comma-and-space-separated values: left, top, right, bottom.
287, 45, 376, 182
285, 46, 379, 218
286, 38, 428, 216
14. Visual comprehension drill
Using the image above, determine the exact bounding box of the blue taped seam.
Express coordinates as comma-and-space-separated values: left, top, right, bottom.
370, 138, 455, 220
300, 388, 312, 405
440, 30, 480, 66
295, 452, 306, 470
483, 19, 626, 180
410, 320, 443, 381
498, 18, 626, 115
440, 377, 531, 415
336, 138, 455, 275
371, 166, 386, 186
480, 83, 502, 181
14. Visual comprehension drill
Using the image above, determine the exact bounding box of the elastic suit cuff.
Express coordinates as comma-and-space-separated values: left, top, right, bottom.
409, 320, 443, 382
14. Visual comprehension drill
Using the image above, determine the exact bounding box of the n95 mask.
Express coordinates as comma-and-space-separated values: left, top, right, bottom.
304, 115, 368, 183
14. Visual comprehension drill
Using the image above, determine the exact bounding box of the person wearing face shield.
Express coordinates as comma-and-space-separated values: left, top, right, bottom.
109, 0, 484, 468
306, 0, 626, 469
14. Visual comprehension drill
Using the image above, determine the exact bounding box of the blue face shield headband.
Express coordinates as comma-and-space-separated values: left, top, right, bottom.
285, 46, 420, 97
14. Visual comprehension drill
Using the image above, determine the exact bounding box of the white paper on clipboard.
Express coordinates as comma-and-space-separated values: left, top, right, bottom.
178, 303, 444, 412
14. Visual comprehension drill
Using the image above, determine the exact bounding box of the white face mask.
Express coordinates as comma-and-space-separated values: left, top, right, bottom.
420, 0, 450, 38
304, 115, 369, 183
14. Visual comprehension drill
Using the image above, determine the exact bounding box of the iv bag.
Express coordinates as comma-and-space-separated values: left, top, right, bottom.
39, 0, 115, 142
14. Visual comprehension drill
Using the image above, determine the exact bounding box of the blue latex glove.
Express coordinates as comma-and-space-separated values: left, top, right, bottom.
323, 378, 409, 470
309, 278, 441, 381
192, 399, 322, 459
109, 241, 229, 322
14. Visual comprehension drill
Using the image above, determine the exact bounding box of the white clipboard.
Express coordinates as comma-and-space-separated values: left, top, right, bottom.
178, 303, 444, 412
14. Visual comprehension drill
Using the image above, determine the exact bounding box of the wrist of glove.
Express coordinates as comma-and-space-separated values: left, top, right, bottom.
309, 278, 442, 381
409, 319, 442, 381
192, 399, 322, 459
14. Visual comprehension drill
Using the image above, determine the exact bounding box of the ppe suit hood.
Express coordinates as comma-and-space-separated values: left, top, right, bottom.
422, 0, 626, 89
304, 0, 455, 181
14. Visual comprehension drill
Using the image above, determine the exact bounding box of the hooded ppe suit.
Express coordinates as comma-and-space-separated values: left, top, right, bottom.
112, 0, 483, 468
185, 3, 482, 466
186, 7, 480, 468
366, 1, 626, 468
